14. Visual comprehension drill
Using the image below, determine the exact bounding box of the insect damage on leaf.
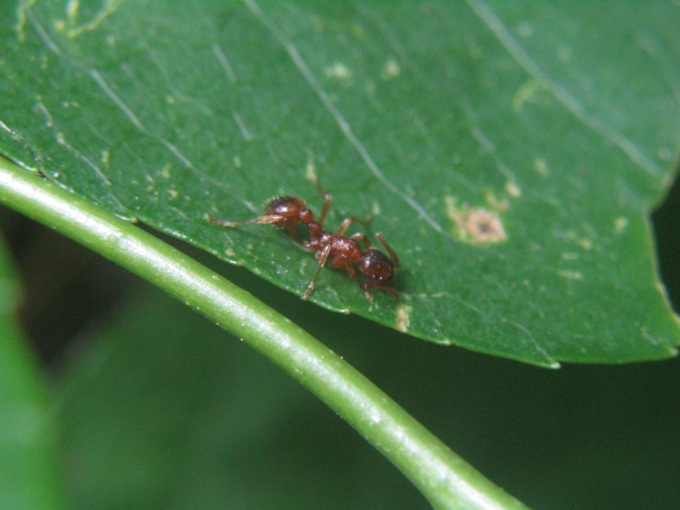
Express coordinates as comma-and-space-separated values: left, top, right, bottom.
445, 196, 507, 245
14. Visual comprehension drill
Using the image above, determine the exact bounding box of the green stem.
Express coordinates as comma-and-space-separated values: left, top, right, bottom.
0, 158, 529, 510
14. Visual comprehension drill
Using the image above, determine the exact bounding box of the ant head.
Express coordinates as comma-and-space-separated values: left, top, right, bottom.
266, 197, 304, 218
265, 196, 313, 225
359, 248, 396, 284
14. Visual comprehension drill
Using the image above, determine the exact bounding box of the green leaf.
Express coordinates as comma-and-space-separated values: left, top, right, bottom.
1, 1, 678, 365
0, 238, 67, 510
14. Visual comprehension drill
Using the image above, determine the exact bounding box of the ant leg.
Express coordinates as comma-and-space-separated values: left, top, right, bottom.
312, 178, 372, 230
336, 214, 372, 237
317, 191, 332, 227
206, 214, 283, 228
336, 216, 358, 237
364, 282, 399, 298
308, 175, 333, 227
349, 231, 372, 250
311, 174, 326, 198
207, 214, 302, 242
375, 232, 399, 269
302, 243, 332, 300
312, 176, 372, 231
281, 223, 303, 243
344, 261, 375, 302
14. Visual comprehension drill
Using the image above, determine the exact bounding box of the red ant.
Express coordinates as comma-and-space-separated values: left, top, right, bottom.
206, 183, 399, 302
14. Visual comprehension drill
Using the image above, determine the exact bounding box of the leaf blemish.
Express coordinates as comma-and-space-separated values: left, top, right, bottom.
305, 153, 317, 183
381, 57, 401, 80
445, 197, 507, 244
558, 270, 583, 280
159, 164, 171, 179
324, 62, 352, 80
556, 230, 593, 251
505, 182, 521, 198
395, 304, 412, 332
64, 0, 125, 38
512, 80, 548, 112
614, 217, 629, 234
67, 0, 79, 22
533, 157, 549, 176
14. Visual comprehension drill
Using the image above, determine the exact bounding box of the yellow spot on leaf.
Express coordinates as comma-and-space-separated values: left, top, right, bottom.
324, 62, 352, 79
305, 153, 317, 183
512, 80, 549, 112
505, 182, 521, 198
159, 164, 171, 179
66, 0, 124, 38
381, 57, 401, 80
485, 191, 509, 211
534, 158, 549, 176
558, 270, 583, 280
395, 304, 412, 333
614, 217, 629, 234
67, 0, 80, 22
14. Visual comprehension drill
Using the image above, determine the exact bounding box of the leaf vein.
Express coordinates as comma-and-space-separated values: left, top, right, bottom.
465, 0, 662, 177
242, 0, 444, 233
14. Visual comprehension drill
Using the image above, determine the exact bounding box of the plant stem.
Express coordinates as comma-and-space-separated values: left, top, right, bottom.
0, 158, 529, 510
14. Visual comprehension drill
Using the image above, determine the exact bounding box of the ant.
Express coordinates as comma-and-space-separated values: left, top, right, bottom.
206, 181, 399, 302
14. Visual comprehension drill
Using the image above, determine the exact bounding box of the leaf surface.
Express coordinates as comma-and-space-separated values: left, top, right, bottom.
1, 0, 679, 365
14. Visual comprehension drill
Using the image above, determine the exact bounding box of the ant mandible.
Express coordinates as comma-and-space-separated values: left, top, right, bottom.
206, 180, 399, 302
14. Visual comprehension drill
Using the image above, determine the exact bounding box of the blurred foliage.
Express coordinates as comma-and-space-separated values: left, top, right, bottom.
0, 237, 67, 510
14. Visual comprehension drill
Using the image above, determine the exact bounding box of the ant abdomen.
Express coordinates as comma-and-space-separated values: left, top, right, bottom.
359, 249, 396, 284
